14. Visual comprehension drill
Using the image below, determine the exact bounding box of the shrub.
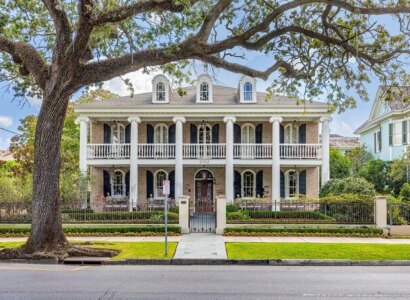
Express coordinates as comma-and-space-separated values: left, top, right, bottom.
320, 177, 376, 197
399, 183, 410, 202
227, 211, 247, 220
226, 210, 335, 224
226, 204, 240, 213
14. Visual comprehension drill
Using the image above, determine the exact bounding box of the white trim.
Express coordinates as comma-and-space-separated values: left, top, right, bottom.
284, 169, 299, 199
241, 169, 256, 198
111, 169, 126, 197
239, 76, 257, 103
111, 123, 126, 144
154, 123, 168, 144
196, 74, 213, 103
197, 123, 212, 144
284, 123, 299, 144
241, 123, 256, 144
194, 168, 215, 180
154, 169, 168, 199
152, 75, 170, 103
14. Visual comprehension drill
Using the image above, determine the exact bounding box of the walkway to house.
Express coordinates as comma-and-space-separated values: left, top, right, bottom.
174, 233, 227, 259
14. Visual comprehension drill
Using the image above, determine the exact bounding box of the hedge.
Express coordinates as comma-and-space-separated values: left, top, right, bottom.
0, 225, 181, 237
226, 210, 335, 223
224, 226, 383, 237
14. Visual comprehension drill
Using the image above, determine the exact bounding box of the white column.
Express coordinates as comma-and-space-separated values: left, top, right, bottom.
128, 116, 141, 211
223, 116, 236, 204
320, 116, 332, 186
76, 116, 90, 173
173, 116, 186, 200
270, 116, 283, 211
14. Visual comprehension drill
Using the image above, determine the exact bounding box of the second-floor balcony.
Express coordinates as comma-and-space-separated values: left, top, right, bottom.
86, 143, 322, 160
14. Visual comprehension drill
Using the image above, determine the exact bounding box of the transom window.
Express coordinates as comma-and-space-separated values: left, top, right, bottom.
111, 170, 125, 197
156, 83, 166, 102
241, 123, 255, 144
242, 170, 255, 198
111, 124, 125, 144
285, 170, 298, 199
284, 124, 298, 144
198, 123, 212, 144
200, 82, 209, 102
154, 170, 168, 199
155, 124, 168, 144
243, 82, 253, 101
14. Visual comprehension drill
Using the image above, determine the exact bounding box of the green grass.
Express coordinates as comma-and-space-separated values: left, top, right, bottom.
0, 241, 177, 260
226, 242, 410, 261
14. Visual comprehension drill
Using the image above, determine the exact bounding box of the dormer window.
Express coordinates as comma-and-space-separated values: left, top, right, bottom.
152, 75, 170, 103
243, 82, 253, 101
196, 74, 213, 103
156, 83, 166, 102
239, 75, 256, 103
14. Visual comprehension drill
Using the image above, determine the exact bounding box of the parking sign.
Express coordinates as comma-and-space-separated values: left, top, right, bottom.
163, 180, 170, 195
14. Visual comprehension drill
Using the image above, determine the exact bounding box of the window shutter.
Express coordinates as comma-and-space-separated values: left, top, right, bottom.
256, 170, 263, 197
234, 124, 241, 143
103, 170, 111, 197
147, 124, 154, 144
169, 171, 175, 199
234, 171, 241, 199
389, 123, 393, 146
280, 125, 285, 144
103, 124, 111, 144
299, 170, 306, 196
280, 171, 285, 198
168, 124, 176, 143
190, 124, 197, 143
403, 121, 408, 145
146, 170, 154, 198
255, 124, 263, 144
125, 171, 130, 196
374, 132, 377, 153
125, 124, 131, 143
299, 124, 306, 144
212, 124, 219, 143
378, 129, 382, 152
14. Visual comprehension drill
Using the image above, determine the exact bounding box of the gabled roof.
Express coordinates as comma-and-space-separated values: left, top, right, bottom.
74, 85, 329, 109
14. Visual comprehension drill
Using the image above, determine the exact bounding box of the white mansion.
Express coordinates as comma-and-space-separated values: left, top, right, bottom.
74, 74, 332, 212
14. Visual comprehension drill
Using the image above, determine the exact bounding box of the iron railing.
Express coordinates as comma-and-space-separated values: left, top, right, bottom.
388, 203, 410, 225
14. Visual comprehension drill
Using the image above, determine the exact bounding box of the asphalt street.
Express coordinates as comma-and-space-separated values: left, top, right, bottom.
0, 264, 409, 299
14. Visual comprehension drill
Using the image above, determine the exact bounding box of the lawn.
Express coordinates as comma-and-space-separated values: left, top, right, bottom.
0, 241, 177, 260
226, 243, 410, 261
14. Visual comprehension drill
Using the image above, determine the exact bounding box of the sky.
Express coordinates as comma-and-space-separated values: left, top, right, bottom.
0, 60, 377, 150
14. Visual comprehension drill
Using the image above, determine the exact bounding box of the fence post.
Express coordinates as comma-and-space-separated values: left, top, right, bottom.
374, 196, 387, 229
178, 195, 190, 234
216, 195, 226, 235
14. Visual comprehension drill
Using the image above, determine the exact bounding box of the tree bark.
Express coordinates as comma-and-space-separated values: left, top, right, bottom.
24, 87, 71, 253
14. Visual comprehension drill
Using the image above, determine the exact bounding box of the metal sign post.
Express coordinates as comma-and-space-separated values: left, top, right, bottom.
163, 180, 170, 257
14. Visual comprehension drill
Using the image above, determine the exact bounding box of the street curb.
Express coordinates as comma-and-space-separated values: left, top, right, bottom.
0, 258, 59, 264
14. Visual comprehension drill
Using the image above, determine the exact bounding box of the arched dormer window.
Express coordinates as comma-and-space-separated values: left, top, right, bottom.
111, 170, 125, 197
196, 74, 213, 103
239, 75, 256, 103
152, 75, 170, 103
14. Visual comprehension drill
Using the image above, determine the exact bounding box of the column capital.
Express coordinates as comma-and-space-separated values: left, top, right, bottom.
172, 116, 186, 124
223, 116, 236, 123
269, 116, 283, 124
75, 116, 90, 125
320, 116, 332, 123
127, 116, 141, 123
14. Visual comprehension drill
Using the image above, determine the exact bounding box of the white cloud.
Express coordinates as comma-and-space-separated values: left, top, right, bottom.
0, 137, 11, 150
0, 115, 13, 127
100, 70, 159, 96
330, 115, 356, 136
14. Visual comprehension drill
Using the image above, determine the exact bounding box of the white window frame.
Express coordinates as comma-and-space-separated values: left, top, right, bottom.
152, 74, 170, 103
156, 83, 166, 102
196, 74, 213, 103
241, 170, 256, 199
284, 123, 299, 144
111, 169, 125, 197
199, 82, 209, 102
154, 124, 168, 144
111, 123, 125, 144
243, 82, 253, 102
241, 123, 256, 144
392, 121, 403, 146
154, 170, 168, 199
198, 123, 212, 144
239, 75, 257, 103
375, 129, 381, 153
285, 170, 299, 199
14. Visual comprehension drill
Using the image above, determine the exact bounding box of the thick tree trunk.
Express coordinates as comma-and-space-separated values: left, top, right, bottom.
24, 89, 71, 253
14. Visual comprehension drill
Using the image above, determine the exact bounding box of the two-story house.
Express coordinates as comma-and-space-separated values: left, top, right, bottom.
355, 86, 410, 160
74, 74, 332, 212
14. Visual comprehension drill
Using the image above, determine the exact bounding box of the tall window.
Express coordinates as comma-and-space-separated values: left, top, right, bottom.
155, 124, 168, 144
285, 170, 298, 198
243, 82, 253, 101
112, 170, 125, 197
156, 82, 166, 102
392, 122, 403, 146
375, 129, 382, 153
198, 123, 212, 144
284, 124, 298, 144
154, 170, 168, 198
242, 170, 255, 198
241, 123, 255, 144
112, 123, 125, 143
200, 82, 209, 102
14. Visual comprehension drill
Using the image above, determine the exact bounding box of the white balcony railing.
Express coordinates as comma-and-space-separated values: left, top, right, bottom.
183, 144, 226, 159
137, 144, 175, 159
87, 144, 131, 159
280, 144, 322, 159
234, 144, 272, 159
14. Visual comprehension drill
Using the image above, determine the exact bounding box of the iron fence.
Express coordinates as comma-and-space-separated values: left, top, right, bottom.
388, 203, 410, 225
227, 200, 375, 224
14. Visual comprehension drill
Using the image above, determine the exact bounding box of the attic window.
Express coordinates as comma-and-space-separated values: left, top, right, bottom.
244, 82, 253, 101
156, 83, 166, 102
200, 82, 209, 102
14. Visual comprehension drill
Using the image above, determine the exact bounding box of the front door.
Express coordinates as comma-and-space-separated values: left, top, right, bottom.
195, 180, 214, 213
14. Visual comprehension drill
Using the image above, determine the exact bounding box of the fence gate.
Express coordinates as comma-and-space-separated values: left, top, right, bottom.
189, 212, 216, 233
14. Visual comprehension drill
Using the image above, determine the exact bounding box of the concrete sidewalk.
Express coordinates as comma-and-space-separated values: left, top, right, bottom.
174, 233, 227, 259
